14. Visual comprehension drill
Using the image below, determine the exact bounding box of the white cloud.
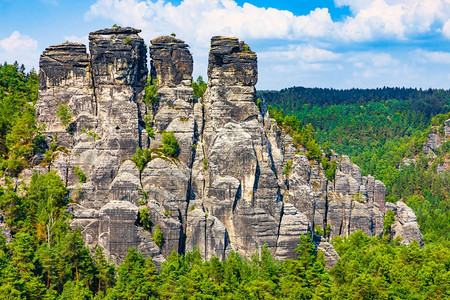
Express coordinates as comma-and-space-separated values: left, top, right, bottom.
260, 45, 341, 63
83, 0, 450, 89
85, 0, 450, 44
412, 49, 450, 64
336, 0, 450, 40
443, 20, 450, 38
0, 31, 39, 68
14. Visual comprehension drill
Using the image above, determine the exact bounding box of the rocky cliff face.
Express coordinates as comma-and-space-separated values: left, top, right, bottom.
34, 27, 423, 266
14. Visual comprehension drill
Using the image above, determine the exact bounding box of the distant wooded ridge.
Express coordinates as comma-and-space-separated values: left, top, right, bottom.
258, 86, 450, 112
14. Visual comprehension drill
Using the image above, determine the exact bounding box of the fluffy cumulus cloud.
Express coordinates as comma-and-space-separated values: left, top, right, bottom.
443, 20, 450, 39
0, 31, 39, 69
85, 0, 336, 43
85, 0, 450, 43
336, 0, 450, 40
84, 0, 450, 89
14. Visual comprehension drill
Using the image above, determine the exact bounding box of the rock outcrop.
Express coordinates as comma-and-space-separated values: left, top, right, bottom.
386, 202, 424, 246
33, 27, 424, 267
423, 118, 450, 173
0, 212, 12, 243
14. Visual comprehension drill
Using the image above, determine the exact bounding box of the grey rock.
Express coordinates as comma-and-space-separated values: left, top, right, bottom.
275, 204, 309, 260
317, 239, 340, 270
32, 28, 424, 267
150, 36, 193, 88
0, 212, 12, 243
391, 202, 424, 246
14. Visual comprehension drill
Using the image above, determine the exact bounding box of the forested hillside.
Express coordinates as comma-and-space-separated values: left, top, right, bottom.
260, 87, 450, 245
0, 63, 449, 299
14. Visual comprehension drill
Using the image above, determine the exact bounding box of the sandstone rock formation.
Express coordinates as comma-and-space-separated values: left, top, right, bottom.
0, 212, 12, 243
423, 118, 450, 173
386, 202, 424, 246
34, 27, 424, 267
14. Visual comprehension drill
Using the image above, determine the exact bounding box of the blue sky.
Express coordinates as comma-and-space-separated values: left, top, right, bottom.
1, 0, 450, 90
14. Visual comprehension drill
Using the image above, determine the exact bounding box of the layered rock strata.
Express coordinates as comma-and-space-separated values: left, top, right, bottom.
34, 27, 424, 266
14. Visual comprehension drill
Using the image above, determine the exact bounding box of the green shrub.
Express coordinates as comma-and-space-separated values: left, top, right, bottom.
124, 37, 131, 45
256, 98, 262, 112
88, 131, 99, 141
139, 208, 151, 230
153, 224, 163, 247
284, 160, 293, 177
143, 78, 159, 105
314, 225, 324, 236
132, 147, 148, 172
161, 131, 180, 158
322, 157, 337, 181
74, 166, 86, 183
325, 224, 332, 239
203, 158, 208, 170
306, 139, 322, 161
383, 209, 395, 235
57, 103, 72, 127
192, 76, 207, 99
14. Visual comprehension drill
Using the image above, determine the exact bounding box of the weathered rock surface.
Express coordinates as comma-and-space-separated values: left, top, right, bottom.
150, 36, 193, 88
386, 202, 424, 246
317, 239, 340, 270
423, 119, 450, 155
423, 118, 450, 173
33, 27, 424, 267
0, 212, 12, 243
36, 42, 95, 147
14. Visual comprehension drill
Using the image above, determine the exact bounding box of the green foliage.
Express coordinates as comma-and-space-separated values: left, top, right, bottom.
330, 230, 450, 299
203, 157, 207, 170
143, 77, 159, 105
143, 116, 155, 138
283, 160, 293, 177
170, 33, 176, 37
124, 37, 131, 45
153, 224, 163, 247
265, 89, 450, 245
256, 97, 262, 112
161, 131, 180, 158
191, 76, 207, 99
383, 209, 395, 236
93, 246, 115, 295
138, 208, 151, 230
314, 225, 324, 236
74, 166, 86, 183
0, 63, 40, 176
87, 130, 98, 141
1, 62, 449, 299
324, 224, 332, 239
322, 156, 337, 181
132, 146, 177, 173
352, 192, 365, 204
268, 105, 326, 166
57, 103, 72, 127
113, 247, 157, 299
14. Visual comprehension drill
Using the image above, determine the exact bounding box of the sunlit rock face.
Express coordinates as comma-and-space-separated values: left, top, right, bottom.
35, 27, 423, 267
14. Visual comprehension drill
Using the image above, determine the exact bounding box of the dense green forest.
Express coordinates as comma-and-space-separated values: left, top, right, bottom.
260, 87, 450, 245
0, 63, 449, 299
